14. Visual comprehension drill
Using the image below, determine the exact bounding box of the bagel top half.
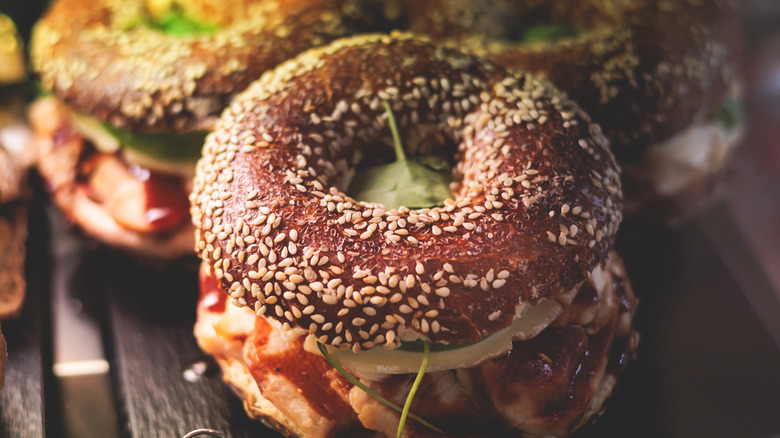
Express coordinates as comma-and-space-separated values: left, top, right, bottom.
191, 33, 623, 353
30, 0, 379, 133
402, 0, 744, 153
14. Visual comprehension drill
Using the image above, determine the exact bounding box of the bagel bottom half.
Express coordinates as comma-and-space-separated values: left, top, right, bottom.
195, 253, 638, 438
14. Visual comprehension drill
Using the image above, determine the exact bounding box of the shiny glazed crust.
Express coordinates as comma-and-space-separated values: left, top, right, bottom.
191, 34, 623, 351
30, 0, 378, 133
404, 0, 743, 152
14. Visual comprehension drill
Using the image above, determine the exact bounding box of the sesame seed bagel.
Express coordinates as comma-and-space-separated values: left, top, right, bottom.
191, 33, 623, 351
403, 0, 743, 152
30, 0, 378, 133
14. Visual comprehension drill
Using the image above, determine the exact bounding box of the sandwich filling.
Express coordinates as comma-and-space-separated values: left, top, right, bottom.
621, 92, 744, 217
195, 252, 637, 437
29, 98, 196, 257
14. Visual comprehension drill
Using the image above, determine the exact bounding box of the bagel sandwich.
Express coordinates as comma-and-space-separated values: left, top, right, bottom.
191, 34, 639, 437
402, 0, 745, 223
28, 0, 379, 258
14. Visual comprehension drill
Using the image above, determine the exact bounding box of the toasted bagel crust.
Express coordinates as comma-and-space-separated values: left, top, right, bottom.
30, 0, 378, 133
191, 34, 623, 351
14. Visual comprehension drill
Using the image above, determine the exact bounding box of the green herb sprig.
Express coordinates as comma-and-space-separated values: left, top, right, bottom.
347, 100, 452, 210
397, 340, 430, 437
316, 342, 443, 436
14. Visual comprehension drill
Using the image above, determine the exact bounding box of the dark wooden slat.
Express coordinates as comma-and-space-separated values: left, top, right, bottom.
0, 202, 50, 437
93, 252, 272, 438
0, 310, 47, 438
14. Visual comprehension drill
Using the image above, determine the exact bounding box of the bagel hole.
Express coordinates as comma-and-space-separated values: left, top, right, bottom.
396, 1, 583, 45
344, 128, 459, 210
516, 22, 580, 44
510, 7, 582, 44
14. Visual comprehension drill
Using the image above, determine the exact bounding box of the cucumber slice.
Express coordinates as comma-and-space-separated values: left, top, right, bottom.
70, 111, 206, 163
70, 112, 121, 153
321, 298, 562, 375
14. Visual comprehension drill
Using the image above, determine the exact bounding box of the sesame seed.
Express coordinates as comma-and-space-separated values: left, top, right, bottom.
435, 287, 450, 297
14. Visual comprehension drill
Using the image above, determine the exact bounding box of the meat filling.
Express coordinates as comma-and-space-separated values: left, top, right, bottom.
195, 253, 638, 437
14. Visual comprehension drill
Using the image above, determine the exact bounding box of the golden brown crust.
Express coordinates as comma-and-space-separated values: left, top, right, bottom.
403, 0, 744, 152
191, 34, 622, 351
30, 0, 380, 133
0, 14, 26, 85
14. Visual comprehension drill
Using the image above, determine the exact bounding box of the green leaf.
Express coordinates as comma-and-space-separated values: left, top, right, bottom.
520, 24, 579, 44
316, 343, 444, 435
102, 123, 206, 163
347, 100, 453, 210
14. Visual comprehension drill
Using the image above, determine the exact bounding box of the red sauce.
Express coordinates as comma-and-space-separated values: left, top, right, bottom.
245, 333, 356, 421
142, 171, 190, 231
198, 271, 226, 314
